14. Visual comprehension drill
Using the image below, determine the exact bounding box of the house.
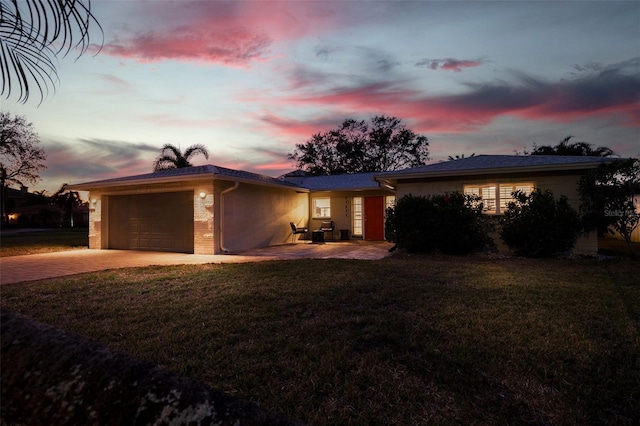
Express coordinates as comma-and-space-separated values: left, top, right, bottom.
373, 155, 621, 255
68, 166, 393, 254
68, 155, 625, 257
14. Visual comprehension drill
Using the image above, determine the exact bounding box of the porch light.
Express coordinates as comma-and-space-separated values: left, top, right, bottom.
199, 192, 207, 199
91, 198, 97, 205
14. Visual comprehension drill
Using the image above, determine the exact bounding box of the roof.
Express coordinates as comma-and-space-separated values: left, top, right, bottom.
68, 165, 304, 191
374, 155, 618, 184
283, 172, 385, 191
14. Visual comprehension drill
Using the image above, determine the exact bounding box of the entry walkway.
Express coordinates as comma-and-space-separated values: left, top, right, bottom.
0, 241, 393, 285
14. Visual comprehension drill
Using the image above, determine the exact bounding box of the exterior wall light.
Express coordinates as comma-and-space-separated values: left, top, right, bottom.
91, 198, 97, 205
199, 192, 207, 199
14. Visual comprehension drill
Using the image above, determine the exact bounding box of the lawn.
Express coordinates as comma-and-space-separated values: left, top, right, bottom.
0, 228, 89, 257
2, 254, 639, 425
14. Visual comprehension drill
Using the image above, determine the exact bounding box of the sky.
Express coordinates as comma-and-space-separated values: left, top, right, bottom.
5, 0, 640, 194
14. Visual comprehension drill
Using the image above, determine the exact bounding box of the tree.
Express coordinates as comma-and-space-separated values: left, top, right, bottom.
1, 0, 103, 104
53, 184, 83, 228
530, 136, 615, 157
1, 112, 46, 226
153, 143, 210, 171
288, 115, 429, 175
579, 159, 640, 259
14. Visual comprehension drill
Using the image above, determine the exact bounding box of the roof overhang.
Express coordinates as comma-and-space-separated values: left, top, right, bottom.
373, 159, 616, 190
67, 172, 309, 193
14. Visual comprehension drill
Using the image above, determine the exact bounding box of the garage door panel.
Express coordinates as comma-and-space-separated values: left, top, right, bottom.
109, 192, 194, 253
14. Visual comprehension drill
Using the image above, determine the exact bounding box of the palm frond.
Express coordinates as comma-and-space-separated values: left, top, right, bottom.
0, 0, 103, 104
184, 144, 209, 161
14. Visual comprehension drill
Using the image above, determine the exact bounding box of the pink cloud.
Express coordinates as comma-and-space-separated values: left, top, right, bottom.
103, 28, 271, 66
416, 58, 484, 72
100, 1, 342, 66
263, 64, 640, 136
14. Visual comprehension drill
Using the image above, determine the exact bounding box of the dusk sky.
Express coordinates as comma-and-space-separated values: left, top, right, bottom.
6, 0, 640, 194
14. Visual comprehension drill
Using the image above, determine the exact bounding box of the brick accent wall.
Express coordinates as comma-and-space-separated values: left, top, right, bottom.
194, 184, 215, 255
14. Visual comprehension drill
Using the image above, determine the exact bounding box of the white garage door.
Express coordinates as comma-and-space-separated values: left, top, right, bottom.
109, 192, 194, 253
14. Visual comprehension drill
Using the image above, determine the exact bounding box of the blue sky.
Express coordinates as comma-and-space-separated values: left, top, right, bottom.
6, 0, 640, 193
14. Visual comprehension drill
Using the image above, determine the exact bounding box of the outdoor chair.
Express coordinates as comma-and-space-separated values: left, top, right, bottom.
289, 222, 308, 243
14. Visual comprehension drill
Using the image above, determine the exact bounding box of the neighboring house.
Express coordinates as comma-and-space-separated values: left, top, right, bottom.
68, 166, 393, 254
2, 186, 85, 228
373, 155, 621, 255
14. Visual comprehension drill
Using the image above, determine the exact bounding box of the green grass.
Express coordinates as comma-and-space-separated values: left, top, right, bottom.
0, 228, 88, 257
2, 254, 639, 425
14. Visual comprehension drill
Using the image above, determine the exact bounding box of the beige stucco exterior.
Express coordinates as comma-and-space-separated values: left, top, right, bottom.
394, 170, 599, 256
215, 181, 308, 253
84, 178, 308, 255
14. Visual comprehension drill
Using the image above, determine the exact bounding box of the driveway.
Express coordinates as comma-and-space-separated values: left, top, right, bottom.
0, 241, 393, 285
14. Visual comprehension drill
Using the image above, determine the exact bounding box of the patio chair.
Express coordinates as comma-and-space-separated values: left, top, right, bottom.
289, 222, 308, 243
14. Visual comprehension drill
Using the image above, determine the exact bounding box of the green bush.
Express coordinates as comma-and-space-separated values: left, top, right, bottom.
500, 189, 582, 257
386, 192, 493, 254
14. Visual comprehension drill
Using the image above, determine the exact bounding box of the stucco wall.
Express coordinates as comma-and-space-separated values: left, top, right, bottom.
216, 182, 308, 253
395, 171, 599, 256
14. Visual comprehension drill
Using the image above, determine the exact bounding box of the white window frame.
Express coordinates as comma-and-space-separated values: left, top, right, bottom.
312, 197, 331, 219
464, 183, 534, 214
352, 196, 363, 236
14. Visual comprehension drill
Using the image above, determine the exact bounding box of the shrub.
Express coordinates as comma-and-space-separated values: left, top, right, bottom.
500, 189, 582, 257
386, 192, 493, 254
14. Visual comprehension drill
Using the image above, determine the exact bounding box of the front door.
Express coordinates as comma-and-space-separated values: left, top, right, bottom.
364, 196, 385, 240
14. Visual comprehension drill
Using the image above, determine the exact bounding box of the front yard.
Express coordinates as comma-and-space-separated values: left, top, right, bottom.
1, 254, 639, 425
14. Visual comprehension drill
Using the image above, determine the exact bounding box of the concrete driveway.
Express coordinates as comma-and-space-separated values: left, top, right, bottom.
0, 241, 393, 285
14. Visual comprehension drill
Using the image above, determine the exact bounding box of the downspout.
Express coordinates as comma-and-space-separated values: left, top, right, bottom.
219, 181, 240, 253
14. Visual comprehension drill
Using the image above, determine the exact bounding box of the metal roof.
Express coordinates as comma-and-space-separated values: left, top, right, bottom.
282, 172, 384, 191
374, 155, 618, 181
68, 156, 620, 192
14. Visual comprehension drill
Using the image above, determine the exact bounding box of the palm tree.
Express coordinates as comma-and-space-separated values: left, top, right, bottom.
53, 184, 83, 228
531, 136, 615, 157
447, 153, 476, 161
1, 0, 103, 104
153, 144, 210, 172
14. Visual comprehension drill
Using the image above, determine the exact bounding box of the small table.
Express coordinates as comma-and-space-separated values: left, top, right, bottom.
311, 230, 325, 243
339, 229, 350, 240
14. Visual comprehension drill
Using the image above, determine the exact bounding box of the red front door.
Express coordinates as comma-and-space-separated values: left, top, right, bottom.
364, 196, 385, 240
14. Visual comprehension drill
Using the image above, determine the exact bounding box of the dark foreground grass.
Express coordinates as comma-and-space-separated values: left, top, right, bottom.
2, 255, 639, 425
0, 228, 88, 257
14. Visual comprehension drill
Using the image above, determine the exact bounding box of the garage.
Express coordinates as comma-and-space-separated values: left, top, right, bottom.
108, 192, 194, 253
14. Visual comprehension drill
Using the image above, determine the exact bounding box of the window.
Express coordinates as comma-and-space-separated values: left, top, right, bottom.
352, 197, 363, 236
465, 185, 496, 213
313, 197, 331, 218
385, 195, 396, 211
499, 184, 534, 212
465, 183, 534, 214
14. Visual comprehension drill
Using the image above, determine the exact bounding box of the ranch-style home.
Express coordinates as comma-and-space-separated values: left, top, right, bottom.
69, 155, 626, 257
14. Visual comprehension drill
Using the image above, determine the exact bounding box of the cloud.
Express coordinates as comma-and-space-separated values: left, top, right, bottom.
40, 138, 160, 192
98, 1, 346, 67
257, 113, 344, 139
416, 58, 484, 72
103, 28, 272, 67
271, 59, 640, 133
